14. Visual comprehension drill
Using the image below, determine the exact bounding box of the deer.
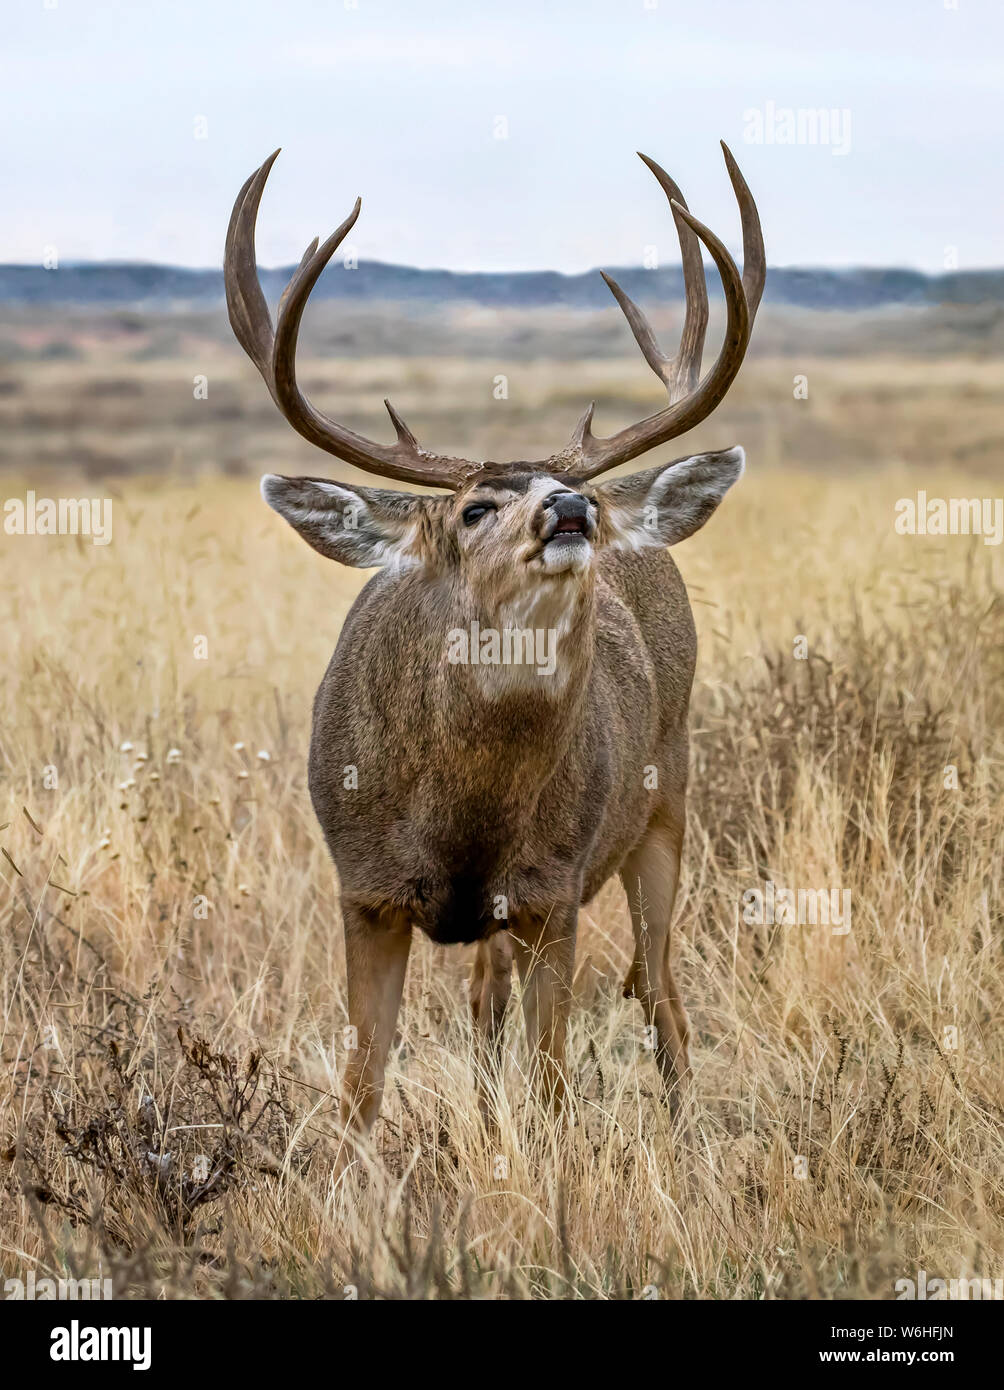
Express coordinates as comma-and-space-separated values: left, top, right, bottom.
224, 141, 764, 1156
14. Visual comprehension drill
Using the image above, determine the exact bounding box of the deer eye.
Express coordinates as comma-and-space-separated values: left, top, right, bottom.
462, 503, 495, 526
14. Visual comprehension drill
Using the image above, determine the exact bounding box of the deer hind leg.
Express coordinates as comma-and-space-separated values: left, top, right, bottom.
469, 931, 514, 1123
337, 901, 412, 1171
510, 906, 576, 1113
619, 817, 691, 1109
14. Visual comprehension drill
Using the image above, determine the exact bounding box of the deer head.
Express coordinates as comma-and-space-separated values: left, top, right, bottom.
227, 144, 764, 609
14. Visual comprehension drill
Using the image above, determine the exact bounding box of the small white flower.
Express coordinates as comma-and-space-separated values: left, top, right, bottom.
119, 740, 133, 753
237, 770, 249, 780
233, 741, 245, 752
134, 751, 148, 763
256, 749, 271, 762
98, 837, 111, 850
237, 883, 250, 896
118, 778, 136, 791
166, 748, 182, 763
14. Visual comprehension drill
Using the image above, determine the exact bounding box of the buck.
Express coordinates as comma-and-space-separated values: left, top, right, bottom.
225, 142, 764, 1149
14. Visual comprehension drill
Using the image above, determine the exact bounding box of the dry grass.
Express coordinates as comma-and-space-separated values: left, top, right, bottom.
0, 343, 1002, 1297
3, 302, 1004, 480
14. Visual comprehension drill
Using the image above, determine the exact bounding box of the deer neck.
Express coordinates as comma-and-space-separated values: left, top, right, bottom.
411, 568, 597, 829
445, 567, 595, 698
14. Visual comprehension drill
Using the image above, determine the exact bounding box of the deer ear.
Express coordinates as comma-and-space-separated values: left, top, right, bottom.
596, 447, 745, 549
260, 475, 425, 570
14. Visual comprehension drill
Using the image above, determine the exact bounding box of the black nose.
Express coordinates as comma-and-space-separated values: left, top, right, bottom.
547, 492, 589, 519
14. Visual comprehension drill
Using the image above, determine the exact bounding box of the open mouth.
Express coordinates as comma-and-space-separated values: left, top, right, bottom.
546, 516, 590, 542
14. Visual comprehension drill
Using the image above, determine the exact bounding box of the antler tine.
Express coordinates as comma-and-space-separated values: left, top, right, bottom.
556, 144, 763, 481
270, 198, 362, 420
224, 153, 478, 488
223, 169, 258, 359
599, 154, 709, 401
278, 236, 320, 318
225, 153, 280, 387
721, 140, 766, 323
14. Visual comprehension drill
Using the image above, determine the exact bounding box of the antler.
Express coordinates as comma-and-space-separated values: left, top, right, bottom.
228, 144, 763, 489
225, 150, 480, 488
549, 141, 765, 480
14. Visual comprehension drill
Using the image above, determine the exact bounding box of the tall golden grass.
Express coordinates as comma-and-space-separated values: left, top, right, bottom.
1, 448, 1001, 1298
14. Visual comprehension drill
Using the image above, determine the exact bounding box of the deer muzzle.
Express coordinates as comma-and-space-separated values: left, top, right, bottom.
542, 493, 596, 545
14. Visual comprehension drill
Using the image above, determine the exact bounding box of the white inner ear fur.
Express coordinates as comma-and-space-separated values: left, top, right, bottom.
261, 476, 364, 527
260, 475, 421, 571
604, 447, 745, 550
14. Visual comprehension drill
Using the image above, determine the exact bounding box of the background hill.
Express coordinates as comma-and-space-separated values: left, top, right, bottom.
3, 259, 1004, 311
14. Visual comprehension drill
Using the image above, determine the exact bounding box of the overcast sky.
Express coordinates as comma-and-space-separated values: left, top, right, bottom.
2, 0, 1001, 272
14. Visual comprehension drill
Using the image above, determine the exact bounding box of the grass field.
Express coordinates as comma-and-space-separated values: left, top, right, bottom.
1, 310, 1002, 1298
